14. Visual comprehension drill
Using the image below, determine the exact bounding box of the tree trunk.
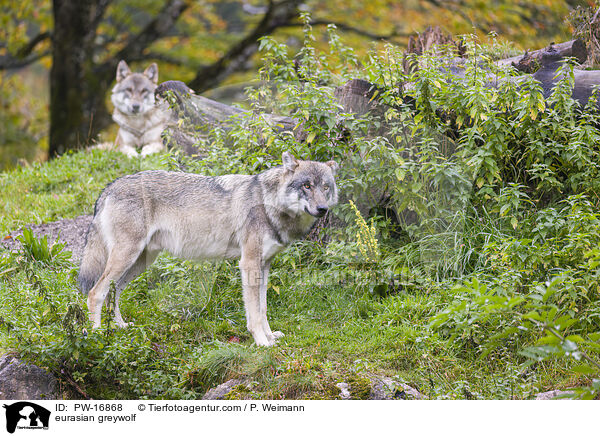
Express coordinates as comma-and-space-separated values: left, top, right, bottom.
48, 0, 189, 158
49, 0, 112, 157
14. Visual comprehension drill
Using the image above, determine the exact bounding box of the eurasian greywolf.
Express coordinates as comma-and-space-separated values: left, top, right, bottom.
78, 152, 338, 346
110, 60, 168, 157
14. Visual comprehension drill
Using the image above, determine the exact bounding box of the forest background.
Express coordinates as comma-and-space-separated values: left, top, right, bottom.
0, 0, 590, 167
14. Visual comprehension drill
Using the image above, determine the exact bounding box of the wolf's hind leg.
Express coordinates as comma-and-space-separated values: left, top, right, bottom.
112, 249, 159, 327
87, 245, 144, 328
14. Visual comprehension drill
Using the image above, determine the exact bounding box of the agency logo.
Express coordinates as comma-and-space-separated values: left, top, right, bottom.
2, 402, 50, 434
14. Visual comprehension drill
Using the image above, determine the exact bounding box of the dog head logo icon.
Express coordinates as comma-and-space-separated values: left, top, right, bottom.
3, 402, 50, 433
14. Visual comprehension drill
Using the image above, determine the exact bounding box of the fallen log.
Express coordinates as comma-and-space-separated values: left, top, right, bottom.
156, 80, 297, 130
155, 78, 391, 150
155, 80, 301, 154
532, 47, 600, 104
156, 79, 384, 130
155, 39, 600, 150
496, 39, 587, 73
436, 42, 599, 108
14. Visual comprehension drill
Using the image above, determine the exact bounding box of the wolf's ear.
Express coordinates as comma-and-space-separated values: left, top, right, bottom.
144, 63, 159, 84
116, 60, 131, 83
325, 160, 338, 176
282, 151, 299, 173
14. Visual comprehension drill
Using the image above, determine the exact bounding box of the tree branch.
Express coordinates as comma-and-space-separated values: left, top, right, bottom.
283, 19, 410, 42
90, 0, 112, 30
0, 32, 51, 70
125, 51, 188, 66
115, 0, 190, 62
16, 31, 52, 57
0, 50, 50, 70
188, 0, 302, 93
95, 0, 190, 85
423, 0, 478, 31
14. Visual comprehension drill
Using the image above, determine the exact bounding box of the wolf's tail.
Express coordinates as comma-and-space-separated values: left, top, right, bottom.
78, 221, 107, 294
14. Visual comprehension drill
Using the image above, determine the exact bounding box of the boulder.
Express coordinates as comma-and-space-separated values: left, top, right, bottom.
534, 390, 574, 400
336, 382, 351, 400
201, 378, 245, 400
368, 375, 425, 400
0, 355, 58, 400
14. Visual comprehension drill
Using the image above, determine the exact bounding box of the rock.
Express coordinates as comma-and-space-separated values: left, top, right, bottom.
535, 390, 574, 400
336, 382, 351, 400
368, 375, 425, 400
202, 378, 245, 400
0, 355, 58, 400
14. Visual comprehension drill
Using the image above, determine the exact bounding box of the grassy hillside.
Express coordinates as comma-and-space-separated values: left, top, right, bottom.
0, 146, 596, 400
0, 150, 167, 234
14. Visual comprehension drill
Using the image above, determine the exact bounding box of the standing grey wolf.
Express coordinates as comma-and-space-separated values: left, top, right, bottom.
110, 60, 169, 158
78, 152, 339, 346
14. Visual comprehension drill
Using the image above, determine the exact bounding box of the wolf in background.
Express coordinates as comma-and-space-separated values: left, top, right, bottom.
78, 152, 339, 346
108, 60, 169, 158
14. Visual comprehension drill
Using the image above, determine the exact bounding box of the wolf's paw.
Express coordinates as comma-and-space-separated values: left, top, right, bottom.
260, 331, 284, 347
115, 321, 133, 328
118, 146, 139, 158
140, 143, 164, 156
252, 331, 278, 347
253, 337, 274, 347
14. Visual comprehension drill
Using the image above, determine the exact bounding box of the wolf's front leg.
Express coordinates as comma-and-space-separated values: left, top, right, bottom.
259, 262, 284, 344
240, 245, 273, 346
115, 131, 140, 158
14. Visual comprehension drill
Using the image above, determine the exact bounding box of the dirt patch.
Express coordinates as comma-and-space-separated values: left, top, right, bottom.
1, 215, 93, 264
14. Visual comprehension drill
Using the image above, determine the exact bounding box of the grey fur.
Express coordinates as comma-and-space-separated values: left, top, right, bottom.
78, 152, 338, 346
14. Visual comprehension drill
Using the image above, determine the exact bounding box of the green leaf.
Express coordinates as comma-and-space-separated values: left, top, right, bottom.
537, 334, 560, 346
572, 364, 598, 375
589, 333, 600, 342
395, 168, 405, 181
523, 310, 542, 321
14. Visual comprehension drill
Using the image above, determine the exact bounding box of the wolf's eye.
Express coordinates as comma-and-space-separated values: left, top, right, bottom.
323, 185, 330, 191
125, 88, 133, 94
303, 183, 311, 190
141, 89, 149, 96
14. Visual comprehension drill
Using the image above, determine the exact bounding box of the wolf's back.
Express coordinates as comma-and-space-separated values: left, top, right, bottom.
78, 220, 107, 294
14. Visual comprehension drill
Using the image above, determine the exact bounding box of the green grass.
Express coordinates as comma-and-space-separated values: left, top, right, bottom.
0, 149, 597, 400
0, 149, 168, 233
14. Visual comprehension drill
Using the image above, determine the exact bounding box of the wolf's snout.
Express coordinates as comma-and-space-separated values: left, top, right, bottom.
316, 206, 328, 216
131, 103, 141, 113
